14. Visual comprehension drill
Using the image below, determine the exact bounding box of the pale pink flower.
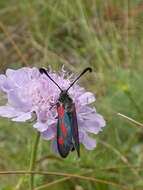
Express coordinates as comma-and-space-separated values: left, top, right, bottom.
0, 67, 105, 154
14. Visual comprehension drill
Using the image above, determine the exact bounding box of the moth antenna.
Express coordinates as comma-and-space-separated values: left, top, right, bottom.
66, 67, 92, 92
39, 68, 62, 91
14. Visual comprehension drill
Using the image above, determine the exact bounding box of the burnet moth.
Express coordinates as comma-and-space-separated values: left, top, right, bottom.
39, 67, 92, 158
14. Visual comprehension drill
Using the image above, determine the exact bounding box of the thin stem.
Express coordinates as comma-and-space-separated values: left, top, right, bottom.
34, 170, 93, 190
34, 177, 70, 190
118, 113, 143, 127
0, 170, 129, 190
34, 165, 140, 190
29, 131, 40, 190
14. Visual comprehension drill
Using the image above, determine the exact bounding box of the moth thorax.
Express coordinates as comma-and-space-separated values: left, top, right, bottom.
59, 91, 72, 103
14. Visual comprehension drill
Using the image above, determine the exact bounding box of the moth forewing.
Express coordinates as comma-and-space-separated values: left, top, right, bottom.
39, 67, 92, 158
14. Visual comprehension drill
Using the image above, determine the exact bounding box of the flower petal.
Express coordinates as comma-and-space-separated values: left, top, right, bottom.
6, 67, 39, 87
78, 106, 96, 116
78, 92, 95, 105
41, 124, 56, 140
0, 106, 22, 118
51, 138, 59, 155
33, 122, 49, 132
12, 112, 32, 122
80, 114, 106, 134
8, 90, 31, 112
36, 111, 48, 123
79, 131, 96, 150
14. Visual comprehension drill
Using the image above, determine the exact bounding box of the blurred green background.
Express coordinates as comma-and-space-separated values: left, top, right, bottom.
0, 0, 143, 189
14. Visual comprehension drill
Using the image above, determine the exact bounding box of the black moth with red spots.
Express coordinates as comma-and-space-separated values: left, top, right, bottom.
39, 67, 92, 158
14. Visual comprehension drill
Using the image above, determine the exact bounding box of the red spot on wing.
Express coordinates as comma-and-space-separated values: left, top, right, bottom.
61, 122, 67, 136
58, 105, 64, 119
58, 137, 64, 145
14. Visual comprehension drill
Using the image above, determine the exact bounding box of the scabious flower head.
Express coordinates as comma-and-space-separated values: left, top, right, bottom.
0, 67, 105, 154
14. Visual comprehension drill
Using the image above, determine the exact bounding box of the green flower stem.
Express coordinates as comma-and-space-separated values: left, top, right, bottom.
29, 131, 40, 190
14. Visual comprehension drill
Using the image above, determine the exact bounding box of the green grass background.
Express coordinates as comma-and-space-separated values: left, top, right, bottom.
0, 0, 143, 189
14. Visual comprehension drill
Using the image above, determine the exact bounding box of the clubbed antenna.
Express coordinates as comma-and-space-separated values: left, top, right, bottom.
39, 67, 92, 92
39, 68, 62, 91
66, 67, 92, 92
